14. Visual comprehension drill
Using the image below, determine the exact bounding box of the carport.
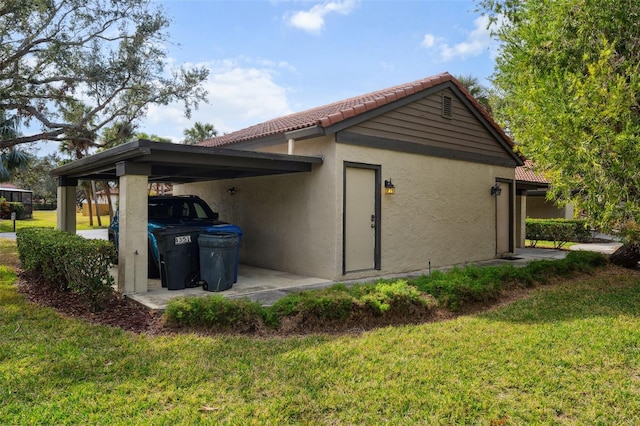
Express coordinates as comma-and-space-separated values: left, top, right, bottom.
51, 139, 323, 294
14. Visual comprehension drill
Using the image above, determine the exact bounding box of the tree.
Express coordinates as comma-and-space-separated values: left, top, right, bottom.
455, 74, 492, 114
183, 122, 218, 144
0, 0, 208, 151
478, 0, 640, 265
0, 111, 29, 182
11, 152, 60, 205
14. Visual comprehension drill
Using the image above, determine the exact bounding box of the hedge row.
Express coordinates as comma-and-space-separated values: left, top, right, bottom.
165, 280, 433, 332
16, 228, 117, 311
526, 218, 593, 248
165, 251, 607, 330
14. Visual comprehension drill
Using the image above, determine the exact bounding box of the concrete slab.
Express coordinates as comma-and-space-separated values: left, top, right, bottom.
126, 264, 332, 310
125, 247, 580, 311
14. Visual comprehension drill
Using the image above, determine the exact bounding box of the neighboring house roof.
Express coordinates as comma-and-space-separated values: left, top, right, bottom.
515, 160, 549, 185
0, 184, 31, 192
199, 72, 516, 153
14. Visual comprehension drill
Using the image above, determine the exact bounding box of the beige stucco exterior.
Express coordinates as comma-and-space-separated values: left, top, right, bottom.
176, 132, 516, 281
526, 194, 574, 219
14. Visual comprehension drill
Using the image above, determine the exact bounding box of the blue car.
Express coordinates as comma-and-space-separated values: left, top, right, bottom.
108, 195, 226, 278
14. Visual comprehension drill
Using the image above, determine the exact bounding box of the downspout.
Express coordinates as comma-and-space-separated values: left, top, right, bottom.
288, 138, 295, 155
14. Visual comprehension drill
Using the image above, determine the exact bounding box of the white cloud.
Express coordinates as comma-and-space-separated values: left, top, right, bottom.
422, 15, 502, 63
421, 33, 437, 48
286, 0, 357, 34
141, 58, 295, 142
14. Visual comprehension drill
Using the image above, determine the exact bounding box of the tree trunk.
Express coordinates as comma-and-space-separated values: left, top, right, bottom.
609, 243, 640, 268
86, 186, 94, 227
104, 182, 114, 221
91, 180, 102, 227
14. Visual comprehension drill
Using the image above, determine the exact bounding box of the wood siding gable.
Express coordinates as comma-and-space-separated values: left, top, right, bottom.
337, 88, 518, 167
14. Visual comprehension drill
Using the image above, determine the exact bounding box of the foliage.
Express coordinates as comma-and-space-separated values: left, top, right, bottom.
0, 111, 29, 181
10, 152, 60, 204
164, 295, 266, 332
16, 228, 116, 310
0, 200, 26, 220
526, 219, 592, 248
455, 74, 492, 114
412, 251, 607, 311
166, 280, 430, 330
0, 0, 208, 150
478, 0, 640, 242
183, 121, 218, 144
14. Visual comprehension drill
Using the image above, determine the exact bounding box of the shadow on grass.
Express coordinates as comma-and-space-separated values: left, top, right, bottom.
482, 267, 640, 324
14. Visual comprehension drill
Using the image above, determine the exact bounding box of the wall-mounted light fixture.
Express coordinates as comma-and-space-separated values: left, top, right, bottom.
490, 183, 502, 196
227, 187, 236, 195
384, 179, 396, 195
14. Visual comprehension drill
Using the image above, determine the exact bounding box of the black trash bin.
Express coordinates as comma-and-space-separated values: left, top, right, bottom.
198, 232, 239, 292
152, 227, 201, 290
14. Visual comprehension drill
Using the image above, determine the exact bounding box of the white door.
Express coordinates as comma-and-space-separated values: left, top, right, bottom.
344, 166, 377, 272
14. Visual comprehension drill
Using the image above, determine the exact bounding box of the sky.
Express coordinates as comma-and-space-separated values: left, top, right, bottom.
138, 0, 501, 143
34, 0, 501, 155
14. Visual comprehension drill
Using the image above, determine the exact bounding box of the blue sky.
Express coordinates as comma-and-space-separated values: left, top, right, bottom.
139, 0, 501, 142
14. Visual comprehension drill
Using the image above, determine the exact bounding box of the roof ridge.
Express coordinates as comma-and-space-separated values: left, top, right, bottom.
199, 72, 515, 150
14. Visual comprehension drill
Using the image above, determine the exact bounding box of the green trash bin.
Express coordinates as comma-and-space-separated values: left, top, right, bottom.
198, 232, 239, 292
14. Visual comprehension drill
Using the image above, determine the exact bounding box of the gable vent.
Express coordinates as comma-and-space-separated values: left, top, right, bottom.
442, 94, 452, 118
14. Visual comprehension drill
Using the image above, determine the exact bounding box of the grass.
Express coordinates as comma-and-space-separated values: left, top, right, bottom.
2, 239, 640, 423
526, 239, 577, 249
0, 210, 110, 232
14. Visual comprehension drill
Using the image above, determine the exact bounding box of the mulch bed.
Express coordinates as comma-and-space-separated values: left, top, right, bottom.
16, 270, 166, 335
15, 267, 623, 338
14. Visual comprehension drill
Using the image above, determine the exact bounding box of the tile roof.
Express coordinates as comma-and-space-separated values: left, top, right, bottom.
199, 72, 515, 149
515, 160, 549, 184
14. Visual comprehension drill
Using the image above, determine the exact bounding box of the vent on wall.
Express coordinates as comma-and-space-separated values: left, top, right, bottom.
442, 94, 452, 118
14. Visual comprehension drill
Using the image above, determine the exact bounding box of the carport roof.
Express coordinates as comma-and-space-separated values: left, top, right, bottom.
51, 139, 323, 183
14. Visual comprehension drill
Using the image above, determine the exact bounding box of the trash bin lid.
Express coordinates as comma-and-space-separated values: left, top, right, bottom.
198, 232, 239, 248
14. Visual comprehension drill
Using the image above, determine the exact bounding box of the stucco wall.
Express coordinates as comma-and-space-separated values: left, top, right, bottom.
175, 136, 339, 279
177, 137, 515, 281
336, 143, 515, 280
527, 194, 573, 219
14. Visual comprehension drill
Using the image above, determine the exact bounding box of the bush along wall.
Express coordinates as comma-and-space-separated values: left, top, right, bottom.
165, 251, 607, 332
16, 228, 117, 311
526, 218, 593, 248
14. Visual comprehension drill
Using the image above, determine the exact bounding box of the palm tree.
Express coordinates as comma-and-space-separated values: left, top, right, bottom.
455, 74, 492, 114
0, 111, 29, 182
183, 122, 217, 144
58, 101, 100, 225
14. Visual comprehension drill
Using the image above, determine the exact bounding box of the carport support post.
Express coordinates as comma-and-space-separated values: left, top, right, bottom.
56, 177, 78, 233
116, 162, 150, 294
515, 191, 527, 248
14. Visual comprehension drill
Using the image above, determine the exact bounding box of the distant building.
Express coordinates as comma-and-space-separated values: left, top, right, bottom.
0, 184, 33, 218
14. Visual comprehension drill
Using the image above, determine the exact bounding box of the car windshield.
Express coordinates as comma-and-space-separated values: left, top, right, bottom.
148, 199, 215, 220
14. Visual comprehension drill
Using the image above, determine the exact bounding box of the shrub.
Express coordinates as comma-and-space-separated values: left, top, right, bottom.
16, 228, 116, 310
269, 285, 355, 325
0, 200, 26, 219
165, 295, 266, 332
526, 219, 593, 248
411, 251, 607, 311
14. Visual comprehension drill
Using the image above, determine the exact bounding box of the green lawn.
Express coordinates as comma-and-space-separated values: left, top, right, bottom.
0, 210, 110, 232
1, 241, 639, 424
526, 239, 577, 249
